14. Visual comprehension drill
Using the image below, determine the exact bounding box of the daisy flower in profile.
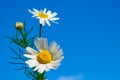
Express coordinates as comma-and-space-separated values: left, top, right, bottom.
28, 8, 60, 26
24, 38, 64, 73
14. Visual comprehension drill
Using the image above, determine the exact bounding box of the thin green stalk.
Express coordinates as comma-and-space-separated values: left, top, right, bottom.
37, 72, 45, 80
38, 24, 45, 80
39, 24, 42, 38
19, 29, 28, 47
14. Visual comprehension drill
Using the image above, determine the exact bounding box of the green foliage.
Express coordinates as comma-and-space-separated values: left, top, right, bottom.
7, 22, 42, 80
6, 23, 36, 48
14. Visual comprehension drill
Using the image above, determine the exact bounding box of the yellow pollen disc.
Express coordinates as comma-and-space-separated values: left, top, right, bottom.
37, 12, 48, 19
37, 50, 52, 64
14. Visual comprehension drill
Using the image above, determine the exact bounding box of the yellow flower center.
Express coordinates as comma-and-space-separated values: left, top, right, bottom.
37, 50, 52, 64
37, 12, 48, 19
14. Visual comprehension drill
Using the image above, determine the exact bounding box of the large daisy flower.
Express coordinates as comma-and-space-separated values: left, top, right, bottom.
28, 8, 60, 26
24, 38, 64, 73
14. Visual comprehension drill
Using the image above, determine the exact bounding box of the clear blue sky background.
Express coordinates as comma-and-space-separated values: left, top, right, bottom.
0, 0, 120, 80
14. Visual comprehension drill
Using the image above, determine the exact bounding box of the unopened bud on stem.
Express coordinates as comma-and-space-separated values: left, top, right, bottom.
15, 22, 24, 30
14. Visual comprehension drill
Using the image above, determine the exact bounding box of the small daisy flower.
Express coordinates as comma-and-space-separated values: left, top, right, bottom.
24, 38, 64, 73
28, 8, 60, 26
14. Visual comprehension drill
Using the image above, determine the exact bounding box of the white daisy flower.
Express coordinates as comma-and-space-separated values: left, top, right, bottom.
28, 8, 60, 26
24, 38, 64, 73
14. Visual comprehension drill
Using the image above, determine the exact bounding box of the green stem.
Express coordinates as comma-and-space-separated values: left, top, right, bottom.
39, 24, 42, 38
19, 30, 28, 47
37, 72, 45, 80
38, 24, 44, 80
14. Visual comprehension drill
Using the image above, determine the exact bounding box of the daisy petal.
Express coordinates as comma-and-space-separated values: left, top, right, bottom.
35, 38, 48, 51
38, 65, 46, 73
50, 17, 60, 21
26, 59, 39, 68
35, 38, 42, 51
34, 64, 42, 71
28, 9, 35, 15
33, 8, 39, 13
26, 47, 38, 54
43, 38, 48, 50
43, 8, 47, 13
32, 15, 36, 17
46, 20, 51, 26
49, 41, 57, 53
52, 60, 61, 64
49, 42, 61, 55
51, 61, 60, 69
47, 10, 52, 15
24, 54, 37, 59
49, 12, 57, 18
47, 64, 55, 69
40, 19, 45, 26
53, 49, 63, 58
51, 21, 59, 24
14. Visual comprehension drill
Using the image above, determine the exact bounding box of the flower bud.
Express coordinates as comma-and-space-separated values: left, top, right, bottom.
15, 22, 24, 30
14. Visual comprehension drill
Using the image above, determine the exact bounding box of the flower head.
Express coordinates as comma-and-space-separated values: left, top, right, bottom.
24, 38, 64, 73
28, 8, 60, 26
15, 22, 24, 30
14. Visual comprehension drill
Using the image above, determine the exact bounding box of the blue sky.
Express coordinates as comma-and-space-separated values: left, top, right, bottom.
0, 0, 120, 80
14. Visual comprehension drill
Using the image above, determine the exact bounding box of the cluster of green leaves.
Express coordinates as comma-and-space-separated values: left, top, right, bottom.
6, 23, 36, 48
